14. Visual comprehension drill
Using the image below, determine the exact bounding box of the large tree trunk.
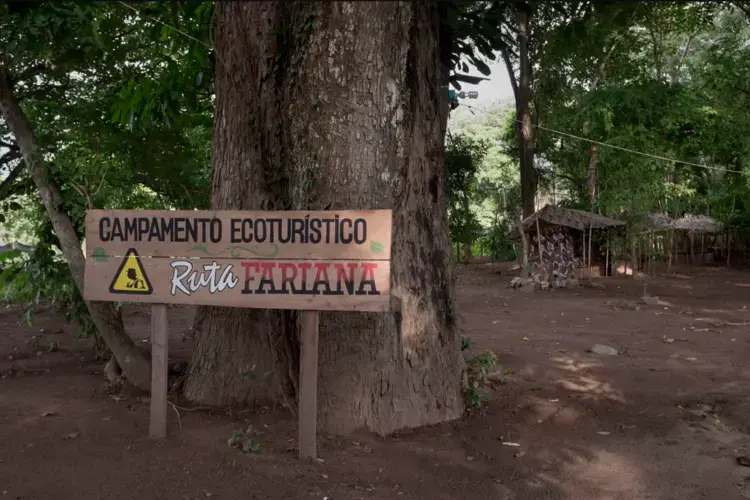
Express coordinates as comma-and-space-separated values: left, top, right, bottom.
186, 1, 465, 436
516, 5, 536, 218
0, 69, 150, 390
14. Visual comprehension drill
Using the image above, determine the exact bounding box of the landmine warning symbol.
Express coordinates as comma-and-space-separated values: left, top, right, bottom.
109, 248, 153, 295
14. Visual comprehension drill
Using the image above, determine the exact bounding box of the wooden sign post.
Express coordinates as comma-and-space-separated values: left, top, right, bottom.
298, 310, 319, 459
83, 210, 392, 456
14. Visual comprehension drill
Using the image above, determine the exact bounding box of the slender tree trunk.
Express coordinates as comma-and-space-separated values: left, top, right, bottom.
517, 217, 529, 275
0, 68, 150, 389
517, 5, 535, 218
605, 229, 610, 276
726, 230, 732, 268
186, 1, 464, 436
689, 230, 695, 266
587, 144, 598, 206
587, 224, 593, 279
667, 228, 673, 273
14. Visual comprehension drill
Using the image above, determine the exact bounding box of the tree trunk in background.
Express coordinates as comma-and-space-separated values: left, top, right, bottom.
186, 1, 465, 436
726, 230, 732, 267
517, 5, 536, 218
517, 217, 529, 274
667, 228, 673, 273
587, 144, 598, 207
0, 69, 150, 390
462, 244, 473, 263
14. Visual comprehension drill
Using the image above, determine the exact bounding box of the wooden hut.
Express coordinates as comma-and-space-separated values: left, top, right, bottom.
512, 204, 625, 287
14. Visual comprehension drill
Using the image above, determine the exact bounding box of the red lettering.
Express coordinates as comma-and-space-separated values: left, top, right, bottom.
312, 262, 332, 295
313, 262, 330, 282
241, 261, 260, 282
335, 262, 358, 294
360, 262, 377, 281
261, 262, 276, 279
240, 261, 260, 294
298, 262, 312, 283
279, 263, 298, 291
357, 262, 380, 295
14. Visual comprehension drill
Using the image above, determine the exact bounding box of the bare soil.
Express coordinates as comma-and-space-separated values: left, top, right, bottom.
3, 263, 750, 499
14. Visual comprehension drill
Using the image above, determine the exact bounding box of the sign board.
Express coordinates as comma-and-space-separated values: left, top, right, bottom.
84, 209, 392, 312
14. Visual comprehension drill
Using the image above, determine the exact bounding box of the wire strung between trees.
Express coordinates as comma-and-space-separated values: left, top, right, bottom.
105, 9, 744, 179
454, 102, 744, 175
117, 1, 215, 51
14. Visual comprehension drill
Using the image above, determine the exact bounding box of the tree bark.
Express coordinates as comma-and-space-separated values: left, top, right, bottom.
186, 1, 465, 436
517, 5, 536, 218
0, 68, 150, 390
631, 234, 637, 279
726, 230, 732, 268
517, 217, 529, 274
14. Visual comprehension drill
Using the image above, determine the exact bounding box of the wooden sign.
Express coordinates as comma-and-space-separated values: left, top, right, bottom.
83, 208, 392, 457
83, 210, 392, 312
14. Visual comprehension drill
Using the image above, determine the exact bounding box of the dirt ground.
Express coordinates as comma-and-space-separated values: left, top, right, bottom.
3, 263, 750, 499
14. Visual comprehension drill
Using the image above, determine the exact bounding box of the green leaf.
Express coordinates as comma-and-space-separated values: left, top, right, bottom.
92, 247, 108, 262
0, 249, 22, 262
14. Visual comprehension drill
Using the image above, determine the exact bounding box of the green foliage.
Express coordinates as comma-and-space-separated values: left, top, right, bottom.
448, 103, 520, 261
227, 427, 261, 454
523, 2, 750, 236
445, 134, 487, 246
0, 212, 105, 354
464, 349, 506, 410
1, 1, 214, 213
475, 221, 517, 261
0, 1, 215, 350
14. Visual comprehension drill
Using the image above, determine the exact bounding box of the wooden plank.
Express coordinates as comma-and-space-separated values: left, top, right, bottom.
298, 310, 319, 460
83, 256, 390, 311
149, 304, 168, 439
85, 209, 392, 261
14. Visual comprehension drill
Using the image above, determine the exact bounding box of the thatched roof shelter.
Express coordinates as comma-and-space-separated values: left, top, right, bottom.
0, 242, 33, 255
672, 214, 721, 232
519, 204, 625, 233
627, 212, 675, 233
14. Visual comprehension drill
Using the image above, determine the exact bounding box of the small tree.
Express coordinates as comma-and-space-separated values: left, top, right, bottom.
445, 135, 488, 262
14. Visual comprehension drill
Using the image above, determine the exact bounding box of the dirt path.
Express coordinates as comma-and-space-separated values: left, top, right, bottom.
2, 264, 750, 499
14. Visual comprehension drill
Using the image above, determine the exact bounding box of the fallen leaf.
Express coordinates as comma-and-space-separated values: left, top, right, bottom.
596, 431, 611, 436
64, 432, 80, 439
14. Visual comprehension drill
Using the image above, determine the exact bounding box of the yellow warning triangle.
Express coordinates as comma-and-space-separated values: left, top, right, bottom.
109, 248, 153, 295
